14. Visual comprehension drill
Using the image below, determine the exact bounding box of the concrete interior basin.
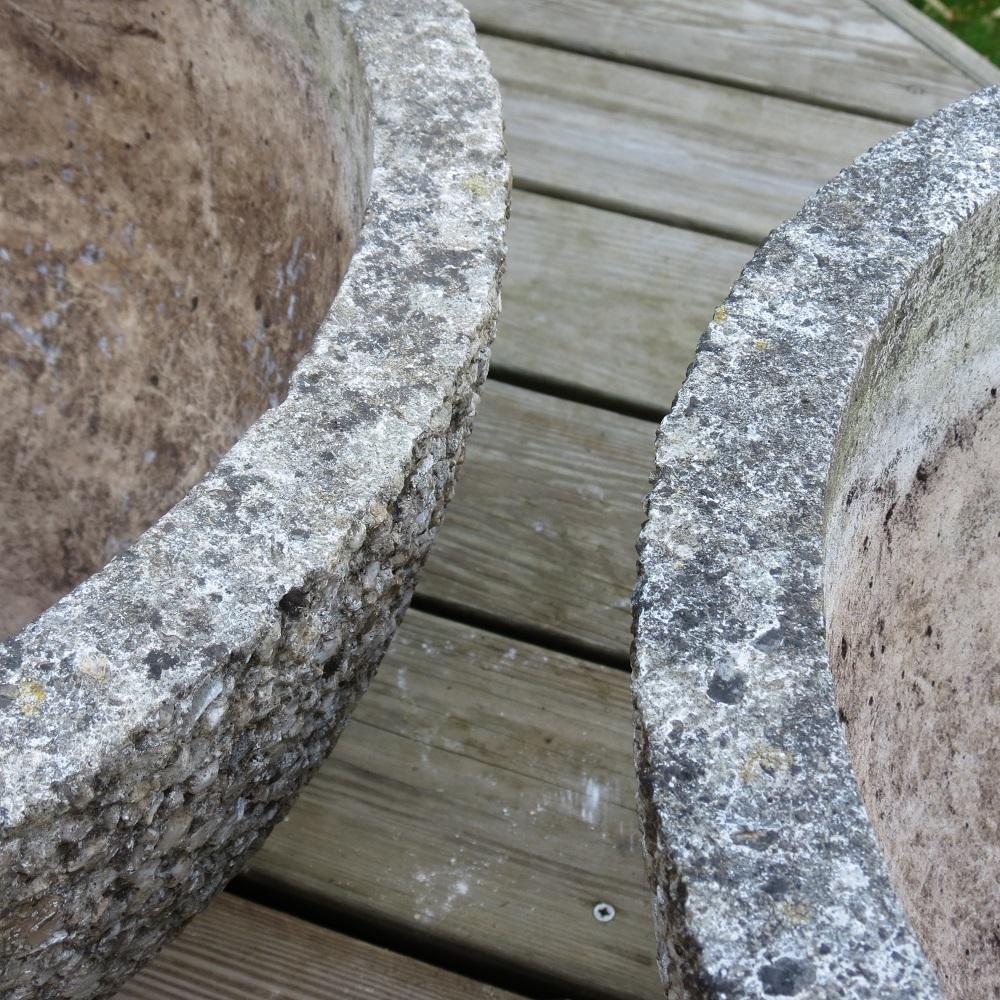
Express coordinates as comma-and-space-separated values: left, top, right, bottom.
0, 0, 365, 639
633, 87, 1000, 999
0, 2, 508, 997
824, 197, 1000, 1000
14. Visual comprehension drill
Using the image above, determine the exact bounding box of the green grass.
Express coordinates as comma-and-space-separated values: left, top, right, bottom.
909, 0, 1000, 66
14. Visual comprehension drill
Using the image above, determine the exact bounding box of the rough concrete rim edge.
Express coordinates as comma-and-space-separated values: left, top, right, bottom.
0, 0, 510, 825
632, 85, 1000, 998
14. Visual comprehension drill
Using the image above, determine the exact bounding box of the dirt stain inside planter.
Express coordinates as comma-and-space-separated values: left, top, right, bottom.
0, 0, 364, 637
825, 213, 1000, 999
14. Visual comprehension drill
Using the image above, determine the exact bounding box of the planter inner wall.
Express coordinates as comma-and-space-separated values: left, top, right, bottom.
0, 0, 368, 637
825, 199, 1000, 999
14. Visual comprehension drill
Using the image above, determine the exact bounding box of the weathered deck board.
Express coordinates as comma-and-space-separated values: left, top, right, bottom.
117, 893, 523, 1000
481, 35, 897, 244
864, 0, 1000, 86
418, 380, 654, 661
247, 610, 662, 1000
468, 0, 980, 122
490, 191, 754, 415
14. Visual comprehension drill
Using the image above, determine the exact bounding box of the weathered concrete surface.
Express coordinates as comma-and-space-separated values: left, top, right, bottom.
0, 0, 366, 638
633, 87, 1000, 998
824, 199, 1000, 1000
0, 2, 509, 997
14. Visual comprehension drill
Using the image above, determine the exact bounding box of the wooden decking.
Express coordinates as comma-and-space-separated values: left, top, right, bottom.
119, 4, 995, 998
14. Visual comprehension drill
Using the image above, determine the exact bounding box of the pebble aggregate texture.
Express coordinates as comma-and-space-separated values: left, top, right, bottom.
0, 2, 509, 998
633, 87, 1000, 998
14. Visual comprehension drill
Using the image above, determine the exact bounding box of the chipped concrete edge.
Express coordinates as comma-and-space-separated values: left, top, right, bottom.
0, 1, 510, 996
632, 86, 1000, 998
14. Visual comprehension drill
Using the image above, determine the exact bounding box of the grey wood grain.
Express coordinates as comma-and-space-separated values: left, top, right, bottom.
483, 35, 898, 244
469, 0, 979, 122
117, 893, 524, 1000
863, 0, 1000, 86
248, 611, 662, 1000
418, 380, 655, 661
491, 190, 754, 415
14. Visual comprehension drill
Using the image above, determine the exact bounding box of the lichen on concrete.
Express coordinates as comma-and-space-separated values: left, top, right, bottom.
633, 87, 1000, 997
0, 2, 509, 997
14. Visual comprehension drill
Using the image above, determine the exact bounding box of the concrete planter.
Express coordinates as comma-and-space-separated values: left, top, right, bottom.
633, 88, 1000, 998
0, 2, 508, 996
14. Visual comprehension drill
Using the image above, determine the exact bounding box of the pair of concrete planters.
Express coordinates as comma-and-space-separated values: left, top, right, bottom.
0, 3, 995, 999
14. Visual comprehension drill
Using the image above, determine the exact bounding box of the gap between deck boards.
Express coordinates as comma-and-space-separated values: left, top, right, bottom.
118, 892, 529, 1000
243, 609, 665, 1000
467, 0, 982, 123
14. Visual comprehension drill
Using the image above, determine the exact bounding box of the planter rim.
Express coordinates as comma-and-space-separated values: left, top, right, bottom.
633, 85, 1000, 998
0, 0, 509, 828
